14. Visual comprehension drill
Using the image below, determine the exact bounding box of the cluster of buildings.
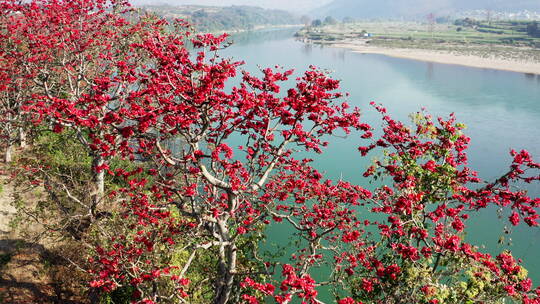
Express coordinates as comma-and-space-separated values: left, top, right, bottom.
455, 10, 540, 21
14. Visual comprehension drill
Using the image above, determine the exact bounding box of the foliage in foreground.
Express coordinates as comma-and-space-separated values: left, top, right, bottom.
1, 0, 540, 303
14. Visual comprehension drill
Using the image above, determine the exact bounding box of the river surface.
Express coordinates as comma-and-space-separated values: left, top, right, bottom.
221, 28, 540, 301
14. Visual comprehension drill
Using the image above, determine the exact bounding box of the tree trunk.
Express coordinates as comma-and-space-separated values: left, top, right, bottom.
214, 199, 238, 304
4, 144, 12, 163
91, 154, 105, 206
214, 243, 237, 304
19, 128, 27, 148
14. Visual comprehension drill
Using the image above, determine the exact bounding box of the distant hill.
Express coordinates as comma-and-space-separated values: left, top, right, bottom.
141, 5, 299, 32
314, 0, 540, 19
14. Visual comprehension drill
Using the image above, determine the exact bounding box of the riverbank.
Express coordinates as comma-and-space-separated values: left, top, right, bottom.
296, 21, 540, 75
332, 40, 540, 75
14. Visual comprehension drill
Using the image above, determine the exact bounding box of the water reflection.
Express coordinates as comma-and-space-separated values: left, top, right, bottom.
228, 27, 300, 47
301, 42, 312, 56
426, 62, 434, 80
525, 73, 536, 80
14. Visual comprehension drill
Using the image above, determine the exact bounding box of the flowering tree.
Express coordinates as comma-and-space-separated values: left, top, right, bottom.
5, 0, 150, 203
2, 1, 189, 244
2, 0, 540, 304
86, 24, 368, 303
265, 105, 540, 304
0, 2, 36, 162
86, 16, 540, 304
0, 36, 23, 162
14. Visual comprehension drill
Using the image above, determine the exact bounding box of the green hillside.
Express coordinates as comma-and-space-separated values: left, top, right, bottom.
141, 5, 299, 32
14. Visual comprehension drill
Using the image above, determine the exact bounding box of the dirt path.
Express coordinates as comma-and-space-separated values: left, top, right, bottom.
0, 168, 56, 303
0, 164, 87, 304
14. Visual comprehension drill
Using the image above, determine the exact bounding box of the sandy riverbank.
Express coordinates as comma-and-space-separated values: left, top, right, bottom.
331, 41, 540, 75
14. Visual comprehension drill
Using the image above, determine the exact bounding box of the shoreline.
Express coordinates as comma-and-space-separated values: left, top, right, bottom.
327, 41, 540, 75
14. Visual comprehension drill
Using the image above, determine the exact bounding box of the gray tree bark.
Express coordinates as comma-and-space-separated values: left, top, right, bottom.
213, 195, 239, 304
4, 144, 12, 163
19, 128, 27, 148
91, 154, 105, 206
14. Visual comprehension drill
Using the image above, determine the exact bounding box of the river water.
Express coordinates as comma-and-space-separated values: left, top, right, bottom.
221, 28, 540, 300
